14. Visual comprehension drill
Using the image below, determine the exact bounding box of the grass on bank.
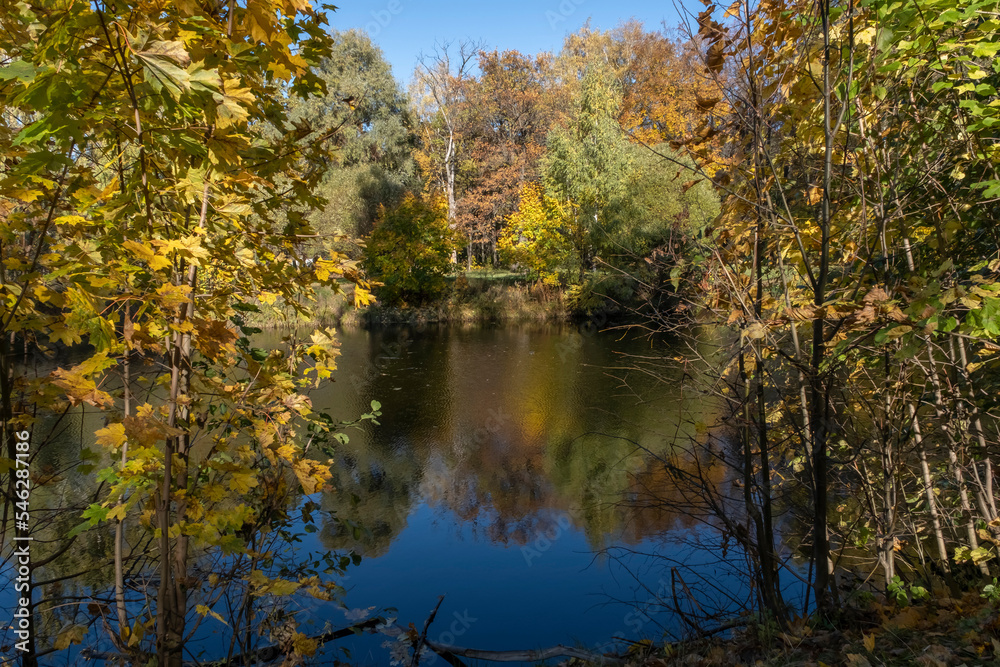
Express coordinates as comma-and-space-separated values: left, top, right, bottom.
243, 269, 575, 328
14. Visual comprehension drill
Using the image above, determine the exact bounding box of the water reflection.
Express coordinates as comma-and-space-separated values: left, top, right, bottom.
313, 324, 721, 557
3, 322, 741, 663
291, 323, 737, 660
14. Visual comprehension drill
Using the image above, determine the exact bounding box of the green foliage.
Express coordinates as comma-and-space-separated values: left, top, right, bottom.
498, 182, 573, 284
542, 66, 719, 275
543, 61, 633, 264
887, 576, 929, 607
564, 271, 635, 316
290, 30, 417, 242
0, 0, 374, 659
677, 0, 1000, 616
982, 578, 1000, 604
364, 194, 455, 305
623, 143, 719, 253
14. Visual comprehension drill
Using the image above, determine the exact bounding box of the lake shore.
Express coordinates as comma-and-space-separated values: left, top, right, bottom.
249, 273, 584, 328
248, 270, 653, 329
610, 584, 1000, 667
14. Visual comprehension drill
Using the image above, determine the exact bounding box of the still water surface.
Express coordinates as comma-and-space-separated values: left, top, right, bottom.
4, 322, 750, 665
301, 323, 732, 663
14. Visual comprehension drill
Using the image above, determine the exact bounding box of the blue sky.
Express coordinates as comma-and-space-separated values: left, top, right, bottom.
322, 1, 687, 84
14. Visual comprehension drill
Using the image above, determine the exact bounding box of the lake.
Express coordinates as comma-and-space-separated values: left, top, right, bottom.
2, 321, 771, 665
296, 322, 737, 664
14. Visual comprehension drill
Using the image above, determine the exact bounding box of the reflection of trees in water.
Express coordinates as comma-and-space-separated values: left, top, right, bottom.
420, 440, 556, 546
314, 325, 731, 555
621, 442, 731, 541
2, 325, 750, 660
319, 438, 419, 557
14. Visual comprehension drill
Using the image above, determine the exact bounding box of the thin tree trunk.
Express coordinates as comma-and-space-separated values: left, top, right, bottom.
909, 403, 950, 566
115, 321, 132, 638
810, 0, 836, 610
158, 180, 210, 666
954, 336, 998, 521
922, 346, 985, 572
880, 439, 897, 583
446, 131, 458, 265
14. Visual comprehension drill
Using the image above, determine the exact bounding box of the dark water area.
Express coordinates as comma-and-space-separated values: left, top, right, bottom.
299, 323, 736, 663
1, 322, 798, 665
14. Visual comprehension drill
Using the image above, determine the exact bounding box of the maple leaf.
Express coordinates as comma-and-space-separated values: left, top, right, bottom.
95, 423, 127, 450
51, 368, 113, 408
229, 471, 257, 494
192, 318, 237, 361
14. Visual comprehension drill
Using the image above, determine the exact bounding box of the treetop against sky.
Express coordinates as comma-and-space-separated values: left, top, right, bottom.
323, 0, 684, 82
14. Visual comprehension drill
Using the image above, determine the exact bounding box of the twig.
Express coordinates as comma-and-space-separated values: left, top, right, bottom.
411, 595, 445, 667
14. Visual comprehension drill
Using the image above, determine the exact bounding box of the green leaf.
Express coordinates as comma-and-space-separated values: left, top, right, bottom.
190, 63, 222, 93
0, 60, 37, 82
82, 503, 109, 523
136, 53, 191, 100
67, 521, 92, 539
232, 302, 261, 312
972, 41, 1000, 58
972, 180, 1000, 198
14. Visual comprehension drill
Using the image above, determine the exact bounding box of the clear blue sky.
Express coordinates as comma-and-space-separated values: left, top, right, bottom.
323, 1, 688, 83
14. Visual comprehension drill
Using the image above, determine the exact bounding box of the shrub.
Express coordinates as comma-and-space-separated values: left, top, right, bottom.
363, 194, 455, 306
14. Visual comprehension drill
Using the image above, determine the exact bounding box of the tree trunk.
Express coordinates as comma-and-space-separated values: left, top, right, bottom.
445, 131, 458, 265
114, 347, 130, 638
158, 184, 210, 666
910, 403, 950, 566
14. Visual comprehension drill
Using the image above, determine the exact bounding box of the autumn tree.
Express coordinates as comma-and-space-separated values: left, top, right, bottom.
411, 41, 479, 263
555, 20, 725, 149
544, 61, 633, 277
650, 0, 1000, 623
364, 194, 455, 306
498, 182, 572, 284
619, 143, 719, 259
0, 0, 373, 664
457, 49, 556, 267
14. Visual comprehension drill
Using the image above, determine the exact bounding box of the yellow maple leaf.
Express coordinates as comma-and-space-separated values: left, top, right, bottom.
291, 459, 330, 495
275, 444, 298, 461
229, 471, 257, 494
51, 368, 113, 408
292, 633, 318, 656
195, 604, 228, 625
53, 625, 86, 650
95, 423, 127, 450
48, 325, 83, 346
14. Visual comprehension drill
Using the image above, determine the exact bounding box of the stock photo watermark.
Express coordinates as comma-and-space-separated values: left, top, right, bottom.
380, 607, 478, 665
545, 0, 588, 30
365, 0, 404, 37
520, 510, 577, 566
11, 428, 33, 653
591, 576, 671, 655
